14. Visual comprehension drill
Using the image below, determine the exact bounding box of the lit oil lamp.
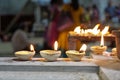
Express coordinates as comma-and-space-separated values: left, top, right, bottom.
66, 44, 87, 61
91, 34, 107, 55
15, 44, 35, 60
40, 41, 61, 61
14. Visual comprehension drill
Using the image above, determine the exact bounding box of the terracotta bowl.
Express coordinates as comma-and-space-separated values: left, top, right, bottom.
15, 51, 35, 60
66, 50, 85, 61
40, 50, 61, 61
90, 46, 107, 55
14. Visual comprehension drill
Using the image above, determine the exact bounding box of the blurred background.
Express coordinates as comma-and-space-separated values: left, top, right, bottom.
0, 0, 120, 57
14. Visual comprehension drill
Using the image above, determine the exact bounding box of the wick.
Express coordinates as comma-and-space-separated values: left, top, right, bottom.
31, 50, 34, 52
79, 50, 84, 53
100, 45, 103, 47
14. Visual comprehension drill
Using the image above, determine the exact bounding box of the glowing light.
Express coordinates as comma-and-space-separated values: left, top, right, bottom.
80, 44, 87, 52
102, 26, 109, 35
74, 26, 81, 34
100, 34, 104, 46
92, 24, 100, 35
54, 41, 58, 50
30, 44, 34, 52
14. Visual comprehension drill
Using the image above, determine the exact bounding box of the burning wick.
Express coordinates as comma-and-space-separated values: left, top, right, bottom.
100, 45, 104, 47
30, 44, 35, 52
79, 50, 84, 53
79, 44, 87, 53
54, 41, 58, 51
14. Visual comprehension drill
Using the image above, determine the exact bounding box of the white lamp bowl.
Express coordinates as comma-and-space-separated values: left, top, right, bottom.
66, 50, 85, 61
40, 50, 61, 61
15, 51, 35, 60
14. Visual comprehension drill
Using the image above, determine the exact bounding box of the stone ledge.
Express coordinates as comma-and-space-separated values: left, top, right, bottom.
0, 55, 120, 80
0, 71, 99, 80
0, 57, 98, 73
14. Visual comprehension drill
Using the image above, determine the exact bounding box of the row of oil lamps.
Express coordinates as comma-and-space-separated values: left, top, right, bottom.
15, 24, 117, 61
15, 41, 87, 61
15, 37, 116, 61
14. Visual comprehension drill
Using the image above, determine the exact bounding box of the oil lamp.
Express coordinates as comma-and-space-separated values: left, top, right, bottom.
15, 44, 35, 60
90, 34, 107, 55
66, 44, 87, 61
40, 41, 61, 61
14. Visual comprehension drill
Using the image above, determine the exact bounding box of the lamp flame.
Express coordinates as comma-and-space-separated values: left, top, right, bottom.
74, 26, 81, 34
79, 44, 87, 52
93, 24, 100, 31
81, 29, 84, 34
54, 41, 58, 50
92, 24, 100, 35
30, 44, 34, 52
102, 26, 109, 35
100, 34, 104, 46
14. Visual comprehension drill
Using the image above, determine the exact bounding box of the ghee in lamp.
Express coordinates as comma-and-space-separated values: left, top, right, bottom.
66, 44, 87, 61
15, 44, 35, 60
40, 41, 61, 61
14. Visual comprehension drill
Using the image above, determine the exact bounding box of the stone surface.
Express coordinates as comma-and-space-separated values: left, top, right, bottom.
0, 57, 100, 80
99, 67, 120, 80
91, 54, 120, 70
91, 54, 120, 80
0, 55, 120, 80
0, 57, 98, 73
0, 71, 99, 80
